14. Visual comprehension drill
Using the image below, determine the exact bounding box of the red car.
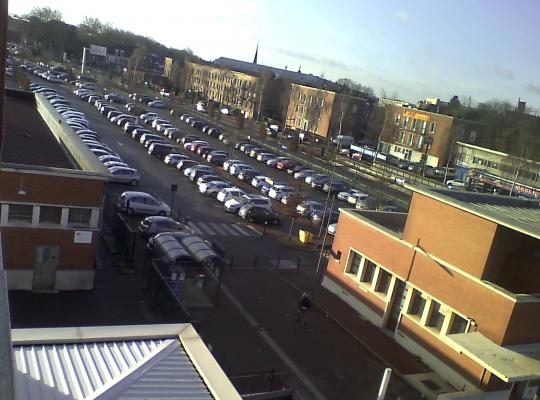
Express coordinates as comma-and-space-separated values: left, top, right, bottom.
276, 159, 295, 170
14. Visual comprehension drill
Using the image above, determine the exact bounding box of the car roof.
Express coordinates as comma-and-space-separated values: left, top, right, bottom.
143, 216, 176, 222
121, 191, 155, 198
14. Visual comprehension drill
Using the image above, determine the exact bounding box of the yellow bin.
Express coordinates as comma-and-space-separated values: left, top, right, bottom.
299, 230, 313, 244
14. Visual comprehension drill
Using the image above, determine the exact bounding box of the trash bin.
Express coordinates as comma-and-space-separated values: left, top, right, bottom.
195, 274, 206, 289
299, 230, 313, 244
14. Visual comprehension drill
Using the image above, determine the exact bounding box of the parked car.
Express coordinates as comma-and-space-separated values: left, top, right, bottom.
224, 194, 272, 214
296, 200, 324, 217
164, 154, 190, 167
139, 216, 183, 238
108, 166, 141, 185
200, 181, 231, 197
239, 205, 281, 225
116, 191, 170, 216
268, 185, 297, 201
216, 187, 246, 203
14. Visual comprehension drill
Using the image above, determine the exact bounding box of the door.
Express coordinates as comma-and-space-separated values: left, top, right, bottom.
384, 279, 407, 333
33, 246, 59, 291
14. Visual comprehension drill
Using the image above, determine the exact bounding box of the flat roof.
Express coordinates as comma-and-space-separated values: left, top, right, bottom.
448, 332, 540, 382
407, 185, 540, 240
2, 91, 76, 169
11, 324, 242, 400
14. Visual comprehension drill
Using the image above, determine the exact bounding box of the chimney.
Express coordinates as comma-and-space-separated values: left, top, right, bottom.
516, 98, 526, 114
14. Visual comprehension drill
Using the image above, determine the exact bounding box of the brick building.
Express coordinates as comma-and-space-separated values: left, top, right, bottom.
378, 104, 486, 168
324, 186, 540, 398
0, 90, 109, 291
183, 61, 261, 119
285, 83, 371, 141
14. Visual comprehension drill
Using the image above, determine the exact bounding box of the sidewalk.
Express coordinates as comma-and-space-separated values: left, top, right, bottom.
273, 267, 429, 376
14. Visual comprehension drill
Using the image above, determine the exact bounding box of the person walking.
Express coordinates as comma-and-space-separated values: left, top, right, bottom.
296, 292, 311, 324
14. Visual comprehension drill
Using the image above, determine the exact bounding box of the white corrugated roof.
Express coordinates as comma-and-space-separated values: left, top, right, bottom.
11, 325, 240, 400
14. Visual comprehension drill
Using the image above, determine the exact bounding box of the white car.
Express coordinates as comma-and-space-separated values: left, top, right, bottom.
224, 194, 272, 214
251, 175, 269, 189
268, 185, 296, 201
216, 188, 246, 203
223, 159, 243, 172
160, 89, 171, 97
200, 181, 231, 197
327, 223, 337, 235
229, 163, 251, 176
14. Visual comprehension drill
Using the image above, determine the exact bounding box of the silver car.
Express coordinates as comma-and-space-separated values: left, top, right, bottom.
108, 166, 141, 185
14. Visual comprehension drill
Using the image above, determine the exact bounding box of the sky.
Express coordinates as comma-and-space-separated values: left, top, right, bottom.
9, 0, 540, 111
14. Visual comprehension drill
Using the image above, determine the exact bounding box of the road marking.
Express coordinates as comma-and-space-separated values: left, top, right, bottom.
187, 222, 203, 234
229, 224, 251, 236
116, 141, 124, 146
209, 223, 227, 235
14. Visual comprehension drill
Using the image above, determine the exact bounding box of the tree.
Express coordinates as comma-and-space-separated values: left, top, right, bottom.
24, 7, 63, 22
79, 17, 112, 35
336, 78, 375, 97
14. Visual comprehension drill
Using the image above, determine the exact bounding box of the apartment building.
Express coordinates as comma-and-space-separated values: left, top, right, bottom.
325, 187, 540, 399
454, 142, 540, 198
0, 90, 109, 291
378, 104, 485, 168
183, 61, 260, 119
285, 83, 371, 140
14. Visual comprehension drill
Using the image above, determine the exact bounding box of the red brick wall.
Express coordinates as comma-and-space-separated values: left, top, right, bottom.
0, 170, 104, 207
504, 302, 540, 345
403, 194, 497, 278
2, 227, 96, 270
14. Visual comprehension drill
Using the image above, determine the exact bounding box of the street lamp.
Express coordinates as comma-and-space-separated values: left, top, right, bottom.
422, 137, 434, 176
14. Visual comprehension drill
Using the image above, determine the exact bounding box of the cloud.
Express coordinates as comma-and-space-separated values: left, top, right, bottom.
275, 48, 349, 69
494, 65, 515, 80
393, 10, 409, 23
526, 84, 540, 96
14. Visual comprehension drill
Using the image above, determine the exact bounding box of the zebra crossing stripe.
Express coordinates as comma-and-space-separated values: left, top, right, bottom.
209, 223, 227, 235
229, 224, 251, 237
218, 224, 240, 236
196, 222, 216, 235
188, 222, 203, 235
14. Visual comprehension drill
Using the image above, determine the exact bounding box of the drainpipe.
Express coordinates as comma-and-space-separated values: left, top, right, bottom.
0, 0, 7, 157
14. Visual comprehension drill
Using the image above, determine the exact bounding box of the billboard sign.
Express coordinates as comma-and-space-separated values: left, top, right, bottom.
90, 44, 107, 57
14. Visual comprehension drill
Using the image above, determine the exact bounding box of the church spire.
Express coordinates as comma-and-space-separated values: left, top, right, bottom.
253, 42, 259, 64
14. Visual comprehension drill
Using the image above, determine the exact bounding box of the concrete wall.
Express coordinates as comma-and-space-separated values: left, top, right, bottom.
6, 270, 95, 291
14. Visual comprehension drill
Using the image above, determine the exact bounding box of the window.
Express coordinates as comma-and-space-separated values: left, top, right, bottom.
449, 313, 468, 334
416, 136, 424, 149
429, 122, 437, 133
399, 131, 406, 143
469, 130, 477, 143
403, 116, 410, 128
408, 289, 426, 317
394, 114, 401, 124
360, 260, 376, 284
68, 208, 92, 226
375, 269, 392, 295
39, 206, 62, 225
352, 105, 358, 114
347, 251, 363, 276
427, 301, 445, 331
408, 134, 414, 146
421, 120, 427, 134
412, 119, 418, 131
8, 204, 33, 223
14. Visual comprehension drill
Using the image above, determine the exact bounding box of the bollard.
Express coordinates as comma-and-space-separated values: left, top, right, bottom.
253, 257, 258, 269
276, 257, 280, 269
297, 257, 301, 270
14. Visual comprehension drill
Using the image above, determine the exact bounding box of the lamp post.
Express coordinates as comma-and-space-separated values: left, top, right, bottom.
422, 137, 433, 176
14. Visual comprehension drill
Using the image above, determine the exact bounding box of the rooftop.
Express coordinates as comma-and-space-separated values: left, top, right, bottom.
11, 324, 242, 400
213, 57, 338, 89
2, 90, 76, 169
408, 185, 540, 240
344, 208, 407, 236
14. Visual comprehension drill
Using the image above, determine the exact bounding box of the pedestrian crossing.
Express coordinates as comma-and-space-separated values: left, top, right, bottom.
187, 221, 262, 237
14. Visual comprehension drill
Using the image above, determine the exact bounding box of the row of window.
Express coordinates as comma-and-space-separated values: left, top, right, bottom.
395, 114, 436, 134
398, 131, 425, 149
297, 92, 325, 107
345, 250, 470, 336
1, 203, 98, 228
